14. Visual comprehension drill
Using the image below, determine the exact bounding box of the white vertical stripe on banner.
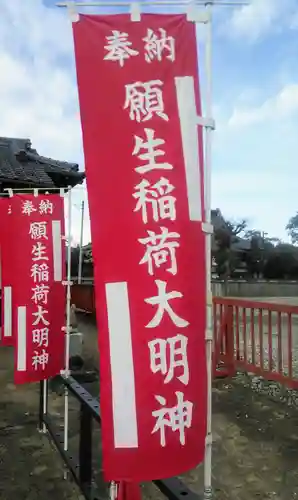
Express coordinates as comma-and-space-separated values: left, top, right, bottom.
52, 220, 62, 282
17, 306, 26, 371
105, 281, 138, 448
3, 286, 12, 338
175, 76, 202, 221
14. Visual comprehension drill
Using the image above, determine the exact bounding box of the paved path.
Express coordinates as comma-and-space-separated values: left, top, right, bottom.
0, 346, 82, 500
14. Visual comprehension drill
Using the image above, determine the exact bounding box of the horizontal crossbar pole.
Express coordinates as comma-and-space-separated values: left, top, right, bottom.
57, 1, 249, 7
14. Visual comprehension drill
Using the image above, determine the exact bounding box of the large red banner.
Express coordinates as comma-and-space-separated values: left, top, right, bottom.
11, 194, 66, 384
73, 14, 206, 481
0, 198, 14, 346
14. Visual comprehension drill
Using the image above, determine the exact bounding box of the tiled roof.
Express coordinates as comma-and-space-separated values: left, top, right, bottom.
0, 137, 85, 188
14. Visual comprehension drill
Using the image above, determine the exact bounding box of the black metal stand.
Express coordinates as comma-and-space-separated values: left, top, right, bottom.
39, 375, 203, 500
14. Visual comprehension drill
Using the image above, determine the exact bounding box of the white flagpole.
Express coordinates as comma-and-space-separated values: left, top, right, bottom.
203, 3, 214, 499
78, 200, 85, 284
57, 0, 249, 6
63, 186, 72, 458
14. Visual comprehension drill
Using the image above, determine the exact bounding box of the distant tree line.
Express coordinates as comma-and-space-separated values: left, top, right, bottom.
69, 211, 298, 281
214, 212, 298, 280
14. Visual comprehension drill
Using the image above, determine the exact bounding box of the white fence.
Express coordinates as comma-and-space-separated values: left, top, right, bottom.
211, 280, 298, 298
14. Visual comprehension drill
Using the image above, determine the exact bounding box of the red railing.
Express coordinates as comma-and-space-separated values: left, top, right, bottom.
213, 297, 298, 389
71, 284, 298, 389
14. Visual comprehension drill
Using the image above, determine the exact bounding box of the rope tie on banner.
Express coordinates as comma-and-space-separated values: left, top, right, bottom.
130, 2, 141, 21
61, 326, 73, 333
196, 116, 215, 130
186, 4, 210, 23
205, 434, 213, 446
207, 291, 213, 306
62, 280, 74, 286
109, 481, 118, 500
66, 0, 80, 22
205, 328, 213, 341
202, 222, 213, 235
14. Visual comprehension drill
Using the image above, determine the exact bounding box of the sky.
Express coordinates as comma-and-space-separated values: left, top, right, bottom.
1, 0, 298, 243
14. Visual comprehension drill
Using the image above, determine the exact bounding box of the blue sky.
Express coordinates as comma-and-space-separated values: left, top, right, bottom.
1, 0, 298, 243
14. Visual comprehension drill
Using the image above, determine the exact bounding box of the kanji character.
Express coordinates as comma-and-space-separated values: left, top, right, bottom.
32, 305, 49, 326
145, 280, 189, 329
124, 80, 168, 122
138, 226, 180, 275
32, 349, 49, 370
29, 222, 48, 240
22, 200, 36, 216
104, 30, 139, 67
133, 177, 176, 224
148, 334, 189, 385
32, 327, 49, 348
31, 263, 49, 283
143, 28, 175, 63
152, 391, 193, 446
133, 128, 172, 174
32, 242, 48, 262
31, 284, 50, 305
39, 199, 53, 215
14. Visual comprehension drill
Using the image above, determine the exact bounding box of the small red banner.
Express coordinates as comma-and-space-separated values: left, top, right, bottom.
11, 194, 66, 384
73, 13, 206, 481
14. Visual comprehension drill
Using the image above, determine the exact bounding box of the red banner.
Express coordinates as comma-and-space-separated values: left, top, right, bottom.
11, 194, 66, 384
0, 198, 14, 346
73, 14, 206, 481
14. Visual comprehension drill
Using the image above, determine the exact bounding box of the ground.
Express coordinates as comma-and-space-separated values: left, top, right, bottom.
0, 346, 83, 500
0, 313, 298, 499
206, 379, 298, 499
142, 377, 298, 500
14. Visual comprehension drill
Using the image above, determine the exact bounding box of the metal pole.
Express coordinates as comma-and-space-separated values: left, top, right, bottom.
203, 4, 213, 500
65, 187, 72, 377
78, 200, 85, 284
39, 380, 45, 432
64, 186, 72, 456
57, 1, 249, 7
43, 379, 48, 433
